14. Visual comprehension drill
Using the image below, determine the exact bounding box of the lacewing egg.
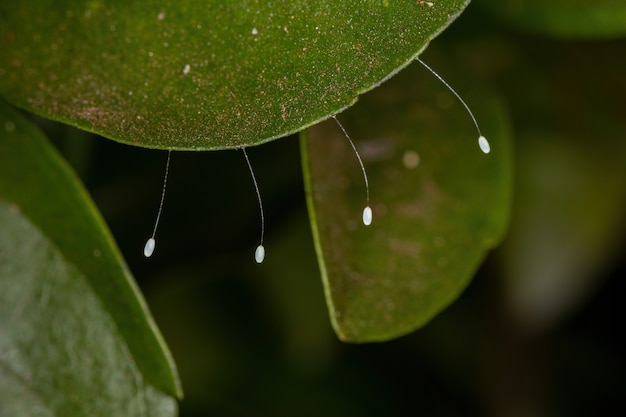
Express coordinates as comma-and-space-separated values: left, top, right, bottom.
140, 59, 490, 262
255, 245, 265, 263
363, 206, 373, 226
417, 57, 491, 157
478, 136, 491, 154
144, 238, 156, 258
144, 150, 171, 259
243, 147, 267, 265
333, 116, 372, 228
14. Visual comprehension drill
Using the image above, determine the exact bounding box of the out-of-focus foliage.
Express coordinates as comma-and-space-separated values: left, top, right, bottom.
476, 0, 626, 39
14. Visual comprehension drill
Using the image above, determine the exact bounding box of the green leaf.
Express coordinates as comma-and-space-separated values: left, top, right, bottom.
476, 0, 626, 39
301, 59, 512, 342
497, 41, 626, 330
0, 0, 468, 150
501, 132, 626, 330
0, 100, 181, 415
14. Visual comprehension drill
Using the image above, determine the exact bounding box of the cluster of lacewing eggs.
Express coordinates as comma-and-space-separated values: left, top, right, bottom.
143, 58, 491, 262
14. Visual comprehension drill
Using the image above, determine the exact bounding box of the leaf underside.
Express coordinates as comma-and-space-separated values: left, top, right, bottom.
0, 0, 469, 150
301, 61, 512, 342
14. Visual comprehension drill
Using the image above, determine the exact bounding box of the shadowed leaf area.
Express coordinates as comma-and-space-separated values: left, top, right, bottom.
301, 60, 512, 342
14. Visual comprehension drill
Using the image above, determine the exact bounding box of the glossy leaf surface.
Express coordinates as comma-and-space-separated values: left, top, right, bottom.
301, 60, 512, 342
0, 101, 180, 415
0, 0, 468, 150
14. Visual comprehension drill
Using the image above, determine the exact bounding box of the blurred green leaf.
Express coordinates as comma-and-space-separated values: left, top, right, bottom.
476, 0, 626, 39
0, 0, 468, 150
497, 41, 626, 331
502, 132, 626, 331
0, 100, 180, 415
301, 60, 513, 342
